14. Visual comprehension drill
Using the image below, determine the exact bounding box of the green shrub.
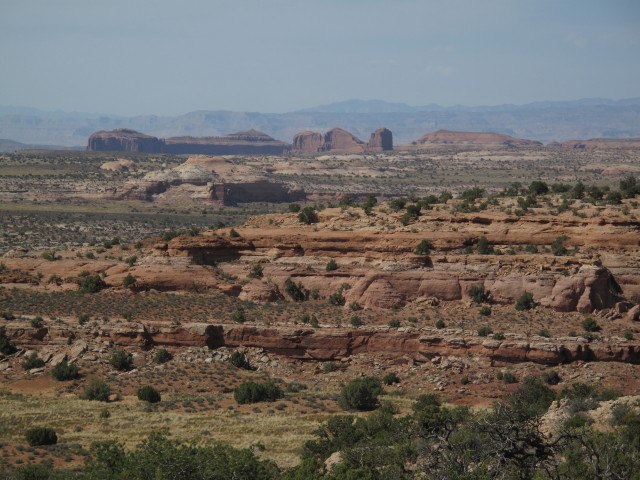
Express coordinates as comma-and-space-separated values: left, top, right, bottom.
109, 350, 133, 371
582, 316, 600, 332
83, 379, 111, 401
137, 385, 161, 403
288, 203, 301, 213
51, 359, 79, 381
229, 351, 251, 369
231, 308, 247, 323
25, 427, 57, 446
477, 236, 494, 254
388, 319, 400, 328
624, 331, 634, 341
284, 279, 307, 302
537, 329, 551, 338
323, 362, 340, 373
469, 285, 488, 303
551, 235, 569, 256
78, 313, 90, 325
479, 306, 492, 316
327, 291, 345, 306
515, 292, 535, 311
460, 376, 470, 385
349, 316, 363, 327
413, 393, 441, 412
30, 316, 44, 329
298, 206, 318, 224
234, 381, 284, 404
154, 349, 173, 364
502, 371, 517, 384
415, 239, 433, 255
492, 332, 505, 340
477, 326, 493, 337
325, 259, 338, 271
125, 255, 137, 267
0, 330, 18, 355
338, 377, 383, 411
382, 373, 400, 386
435, 319, 445, 329
123, 274, 137, 288
21, 353, 45, 370
248, 264, 263, 279
78, 274, 106, 293
542, 370, 561, 386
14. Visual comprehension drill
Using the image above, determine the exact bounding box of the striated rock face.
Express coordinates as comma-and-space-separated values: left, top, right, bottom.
87, 129, 290, 154
291, 127, 392, 154
321, 128, 366, 153
7, 320, 640, 366
291, 131, 324, 154
366, 128, 393, 151
87, 128, 164, 153
550, 137, 640, 149
413, 129, 543, 147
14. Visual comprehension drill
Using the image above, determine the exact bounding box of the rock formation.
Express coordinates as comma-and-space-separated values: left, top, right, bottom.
549, 137, 640, 149
366, 128, 393, 151
87, 128, 164, 153
291, 127, 392, 154
87, 129, 290, 155
412, 129, 543, 147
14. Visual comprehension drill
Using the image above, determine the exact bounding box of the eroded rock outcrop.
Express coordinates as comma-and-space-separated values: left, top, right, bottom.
550, 137, 640, 149
87, 129, 290, 155
87, 128, 164, 153
366, 128, 393, 151
412, 129, 543, 147
291, 127, 392, 154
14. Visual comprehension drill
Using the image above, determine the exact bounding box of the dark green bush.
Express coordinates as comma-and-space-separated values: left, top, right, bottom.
415, 239, 433, 255
231, 308, 247, 323
288, 203, 301, 213
109, 350, 133, 371
0, 329, 18, 355
477, 326, 493, 337
382, 373, 400, 386
51, 359, 79, 381
551, 235, 569, 256
122, 274, 136, 288
388, 319, 400, 328
338, 377, 383, 411
25, 427, 57, 446
234, 381, 284, 404
21, 353, 45, 370
582, 316, 600, 332
479, 306, 492, 316
515, 292, 536, 311
435, 319, 445, 329
542, 370, 561, 386
248, 264, 263, 279
229, 351, 251, 369
325, 259, 338, 271
284, 279, 307, 302
78, 274, 106, 293
137, 385, 161, 403
298, 206, 318, 224
469, 285, 487, 303
476, 236, 494, 254
83, 379, 111, 401
154, 348, 172, 364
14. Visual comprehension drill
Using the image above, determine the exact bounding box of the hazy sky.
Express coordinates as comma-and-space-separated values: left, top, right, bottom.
1, 0, 639, 115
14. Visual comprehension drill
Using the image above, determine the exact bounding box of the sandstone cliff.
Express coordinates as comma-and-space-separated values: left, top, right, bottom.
366, 127, 393, 151
87, 128, 164, 153
549, 137, 640, 149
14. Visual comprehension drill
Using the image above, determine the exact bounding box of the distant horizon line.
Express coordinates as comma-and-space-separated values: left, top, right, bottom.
2, 96, 640, 119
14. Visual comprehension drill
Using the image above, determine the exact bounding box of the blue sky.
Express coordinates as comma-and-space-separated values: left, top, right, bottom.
1, 0, 639, 115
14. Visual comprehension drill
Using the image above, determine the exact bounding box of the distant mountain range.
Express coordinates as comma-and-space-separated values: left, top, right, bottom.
1, 98, 640, 149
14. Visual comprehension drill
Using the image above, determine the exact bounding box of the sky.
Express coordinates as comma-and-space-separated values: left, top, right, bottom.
1, 0, 639, 116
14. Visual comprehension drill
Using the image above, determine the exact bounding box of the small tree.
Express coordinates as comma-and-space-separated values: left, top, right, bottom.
137, 385, 161, 403
582, 316, 600, 332
51, 359, 79, 381
515, 292, 536, 311
477, 236, 493, 255
248, 264, 263, 279
109, 350, 133, 371
231, 308, 247, 323
229, 351, 251, 370
298, 206, 318, 225
154, 349, 173, 364
338, 377, 383, 411
325, 259, 338, 271
382, 373, 400, 386
415, 239, 433, 255
0, 330, 17, 355
123, 274, 137, 288
83, 379, 111, 401
25, 427, 57, 446
551, 236, 569, 256
288, 203, 301, 213
22, 353, 45, 370
78, 274, 106, 293
469, 285, 487, 304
